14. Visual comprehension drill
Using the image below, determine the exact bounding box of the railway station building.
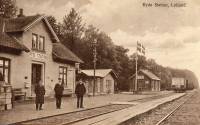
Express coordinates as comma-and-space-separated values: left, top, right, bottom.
129, 69, 161, 92
0, 13, 83, 98
80, 69, 118, 95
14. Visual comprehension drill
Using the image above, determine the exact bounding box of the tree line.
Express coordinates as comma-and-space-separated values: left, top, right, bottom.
47, 8, 199, 90
1, 1, 199, 91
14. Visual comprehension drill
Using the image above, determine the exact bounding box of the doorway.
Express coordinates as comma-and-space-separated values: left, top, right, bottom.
31, 63, 43, 95
106, 80, 112, 94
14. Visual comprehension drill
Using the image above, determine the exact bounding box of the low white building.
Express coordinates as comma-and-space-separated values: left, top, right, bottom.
80, 69, 118, 95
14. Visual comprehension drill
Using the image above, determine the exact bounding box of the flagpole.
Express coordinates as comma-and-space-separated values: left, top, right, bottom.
134, 41, 138, 94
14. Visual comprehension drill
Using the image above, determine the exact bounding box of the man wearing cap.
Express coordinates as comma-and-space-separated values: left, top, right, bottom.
75, 78, 86, 108
54, 78, 64, 109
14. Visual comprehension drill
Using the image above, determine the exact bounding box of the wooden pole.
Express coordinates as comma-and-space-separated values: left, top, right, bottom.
93, 39, 97, 96
134, 41, 138, 94
135, 53, 138, 92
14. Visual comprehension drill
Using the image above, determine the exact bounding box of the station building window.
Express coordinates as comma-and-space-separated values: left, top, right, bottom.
59, 66, 67, 87
32, 34, 38, 50
32, 33, 45, 51
0, 57, 10, 83
39, 36, 45, 50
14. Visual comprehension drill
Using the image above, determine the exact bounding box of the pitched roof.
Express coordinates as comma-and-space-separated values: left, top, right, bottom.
0, 15, 59, 52
52, 42, 83, 63
0, 19, 29, 52
140, 69, 160, 80
0, 33, 29, 52
130, 69, 160, 81
81, 69, 118, 78
5, 15, 41, 32
5, 15, 59, 42
0, 15, 83, 63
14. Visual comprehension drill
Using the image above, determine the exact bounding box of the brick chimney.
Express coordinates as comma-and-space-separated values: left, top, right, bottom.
17, 8, 25, 17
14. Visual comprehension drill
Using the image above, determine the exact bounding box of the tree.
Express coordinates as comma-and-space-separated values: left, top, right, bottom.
129, 53, 147, 72
60, 8, 85, 53
77, 25, 99, 69
80, 25, 120, 71
0, 0, 17, 18
45, 7, 198, 92
115, 45, 130, 90
96, 32, 118, 70
46, 15, 61, 37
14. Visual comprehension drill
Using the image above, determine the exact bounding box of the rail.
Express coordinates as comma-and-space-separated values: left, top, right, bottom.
155, 91, 196, 125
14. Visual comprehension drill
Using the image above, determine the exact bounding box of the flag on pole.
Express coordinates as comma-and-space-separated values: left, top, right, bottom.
137, 42, 145, 55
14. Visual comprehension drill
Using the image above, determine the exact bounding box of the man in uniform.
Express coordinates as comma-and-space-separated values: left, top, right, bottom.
75, 78, 86, 108
54, 78, 64, 109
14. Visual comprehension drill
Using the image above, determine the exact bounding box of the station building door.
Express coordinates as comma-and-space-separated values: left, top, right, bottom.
31, 63, 43, 96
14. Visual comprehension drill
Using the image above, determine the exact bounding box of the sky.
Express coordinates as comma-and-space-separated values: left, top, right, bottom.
17, 0, 200, 82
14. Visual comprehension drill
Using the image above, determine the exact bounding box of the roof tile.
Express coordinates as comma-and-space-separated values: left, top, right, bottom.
0, 33, 29, 52
52, 42, 83, 63
5, 15, 41, 32
130, 69, 160, 81
81, 69, 117, 78
0, 19, 29, 51
140, 69, 160, 80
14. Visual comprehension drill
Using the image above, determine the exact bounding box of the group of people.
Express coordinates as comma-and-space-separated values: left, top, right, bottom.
34, 78, 86, 110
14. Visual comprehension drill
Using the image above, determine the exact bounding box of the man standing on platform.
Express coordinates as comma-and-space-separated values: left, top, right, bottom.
54, 78, 64, 109
75, 78, 86, 108
35, 80, 45, 110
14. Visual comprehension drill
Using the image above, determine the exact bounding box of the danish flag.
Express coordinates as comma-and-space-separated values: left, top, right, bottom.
137, 42, 145, 55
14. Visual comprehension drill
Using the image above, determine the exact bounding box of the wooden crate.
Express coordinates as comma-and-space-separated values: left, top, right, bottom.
0, 87, 4, 93
5, 98, 11, 104
5, 88, 11, 93
0, 85, 12, 93
0, 105, 5, 111
0, 100, 5, 105
5, 92, 12, 98
0, 93, 6, 99
5, 104, 12, 110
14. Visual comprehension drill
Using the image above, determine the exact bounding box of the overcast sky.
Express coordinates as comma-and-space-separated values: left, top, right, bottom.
17, 0, 200, 81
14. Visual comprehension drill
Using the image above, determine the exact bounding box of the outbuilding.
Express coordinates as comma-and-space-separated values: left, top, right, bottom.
129, 69, 161, 92
80, 69, 118, 95
0, 14, 83, 98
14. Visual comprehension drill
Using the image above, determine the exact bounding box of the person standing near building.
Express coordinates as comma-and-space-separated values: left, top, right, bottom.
0, 71, 3, 81
0, 71, 4, 85
75, 78, 86, 108
35, 80, 45, 110
54, 78, 64, 109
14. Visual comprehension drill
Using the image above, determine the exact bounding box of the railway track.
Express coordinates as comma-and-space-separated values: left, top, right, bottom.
158, 90, 200, 125
120, 90, 196, 125
156, 91, 196, 125
10, 92, 176, 125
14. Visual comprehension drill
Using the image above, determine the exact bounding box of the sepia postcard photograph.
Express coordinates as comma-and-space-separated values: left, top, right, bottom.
0, 0, 199, 125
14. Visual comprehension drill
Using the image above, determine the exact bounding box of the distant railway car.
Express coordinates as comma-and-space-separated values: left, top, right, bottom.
171, 77, 186, 92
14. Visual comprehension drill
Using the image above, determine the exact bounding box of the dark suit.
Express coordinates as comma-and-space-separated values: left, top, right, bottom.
75, 83, 86, 108
35, 84, 45, 110
54, 83, 64, 108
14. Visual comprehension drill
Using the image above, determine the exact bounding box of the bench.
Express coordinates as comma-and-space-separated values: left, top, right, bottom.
63, 88, 73, 97
12, 88, 26, 101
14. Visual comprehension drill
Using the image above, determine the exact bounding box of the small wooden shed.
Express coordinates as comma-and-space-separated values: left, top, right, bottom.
129, 69, 161, 92
80, 69, 118, 95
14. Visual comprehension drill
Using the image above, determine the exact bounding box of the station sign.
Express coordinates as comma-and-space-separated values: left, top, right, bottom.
138, 75, 144, 79
30, 52, 47, 60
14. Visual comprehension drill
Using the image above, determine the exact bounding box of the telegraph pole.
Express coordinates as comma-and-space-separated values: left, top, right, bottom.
135, 52, 138, 93
134, 41, 138, 94
93, 39, 97, 96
